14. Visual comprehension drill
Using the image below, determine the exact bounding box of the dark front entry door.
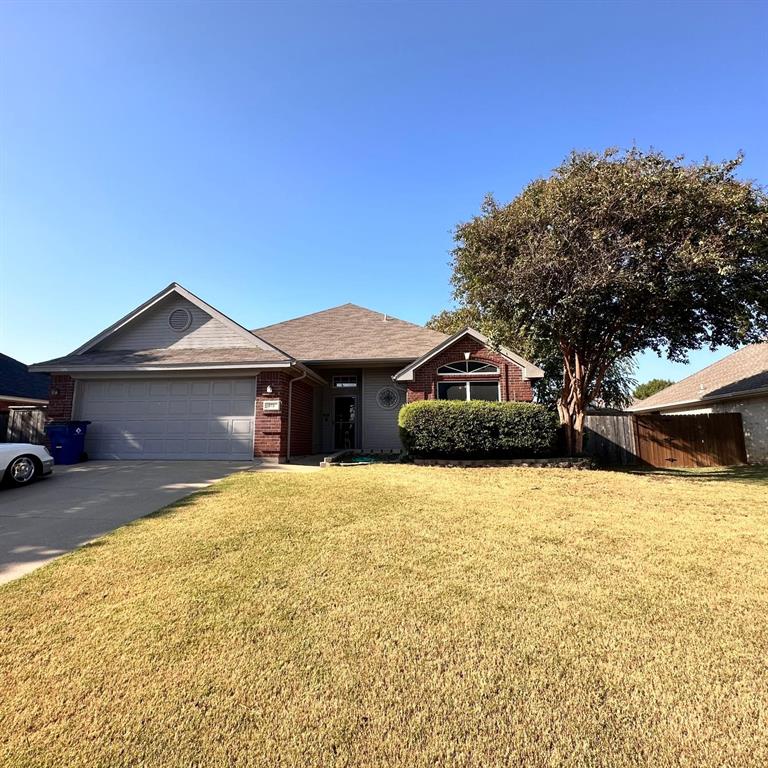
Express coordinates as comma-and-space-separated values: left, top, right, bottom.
334, 396, 356, 449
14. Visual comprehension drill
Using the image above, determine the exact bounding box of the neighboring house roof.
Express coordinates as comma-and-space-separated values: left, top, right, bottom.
0, 353, 50, 401
31, 347, 291, 370
252, 303, 449, 362
392, 328, 545, 381
630, 343, 768, 412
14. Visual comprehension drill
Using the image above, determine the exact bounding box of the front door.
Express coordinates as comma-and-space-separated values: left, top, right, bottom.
334, 396, 356, 449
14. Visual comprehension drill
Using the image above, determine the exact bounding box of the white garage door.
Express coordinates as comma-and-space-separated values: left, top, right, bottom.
76, 378, 255, 460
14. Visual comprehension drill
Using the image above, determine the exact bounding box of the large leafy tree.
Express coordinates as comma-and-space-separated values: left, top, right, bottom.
450, 148, 768, 454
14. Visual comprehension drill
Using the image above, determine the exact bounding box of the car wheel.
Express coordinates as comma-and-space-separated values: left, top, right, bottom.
4, 455, 39, 487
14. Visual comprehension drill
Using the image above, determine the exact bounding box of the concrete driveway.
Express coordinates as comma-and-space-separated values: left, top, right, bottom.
0, 460, 273, 585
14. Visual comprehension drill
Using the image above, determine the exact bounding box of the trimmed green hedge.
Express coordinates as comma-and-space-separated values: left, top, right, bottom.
398, 400, 558, 458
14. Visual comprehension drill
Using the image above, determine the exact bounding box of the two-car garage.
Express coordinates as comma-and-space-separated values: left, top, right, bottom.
74, 378, 256, 460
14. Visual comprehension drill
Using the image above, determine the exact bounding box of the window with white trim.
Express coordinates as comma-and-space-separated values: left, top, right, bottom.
438, 360, 499, 375
437, 381, 500, 401
332, 375, 358, 389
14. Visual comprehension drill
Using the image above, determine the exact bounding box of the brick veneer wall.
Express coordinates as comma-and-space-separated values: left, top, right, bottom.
289, 379, 314, 457
254, 372, 290, 461
405, 337, 533, 403
46, 374, 75, 420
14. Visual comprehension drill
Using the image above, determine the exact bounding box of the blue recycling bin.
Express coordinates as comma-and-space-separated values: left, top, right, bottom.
45, 421, 91, 465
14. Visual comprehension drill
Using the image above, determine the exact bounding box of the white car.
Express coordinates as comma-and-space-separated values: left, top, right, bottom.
1, 443, 54, 487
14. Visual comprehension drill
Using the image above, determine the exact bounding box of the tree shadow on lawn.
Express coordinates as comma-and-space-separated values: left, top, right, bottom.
616, 464, 768, 485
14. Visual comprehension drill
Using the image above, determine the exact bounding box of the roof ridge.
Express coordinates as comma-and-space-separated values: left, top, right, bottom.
252, 303, 431, 332
252, 303, 359, 332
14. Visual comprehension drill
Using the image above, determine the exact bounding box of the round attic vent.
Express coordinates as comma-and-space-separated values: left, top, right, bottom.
168, 307, 192, 332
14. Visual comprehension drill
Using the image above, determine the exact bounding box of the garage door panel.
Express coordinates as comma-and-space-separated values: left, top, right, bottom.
211, 399, 237, 416
188, 420, 212, 435
149, 382, 171, 396
77, 378, 256, 460
128, 382, 150, 397
232, 419, 252, 435
147, 401, 169, 416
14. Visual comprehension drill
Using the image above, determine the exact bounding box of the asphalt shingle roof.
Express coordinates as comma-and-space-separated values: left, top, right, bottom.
252, 304, 448, 362
33, 347, 290, 369
631, 342, 768, 411
0, 353, 50, 399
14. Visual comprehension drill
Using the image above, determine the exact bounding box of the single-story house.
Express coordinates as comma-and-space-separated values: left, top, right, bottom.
629, 342, 768, 463
30, 283, 544, 461
0, 353, 50, 412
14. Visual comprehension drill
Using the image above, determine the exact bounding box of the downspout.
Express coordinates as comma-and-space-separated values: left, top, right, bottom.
253, 372, 260, 461
286, 368, 308, 463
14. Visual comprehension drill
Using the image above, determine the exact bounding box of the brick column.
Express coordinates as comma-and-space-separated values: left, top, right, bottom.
254, 372, 290, 462
47, 375, 75, 421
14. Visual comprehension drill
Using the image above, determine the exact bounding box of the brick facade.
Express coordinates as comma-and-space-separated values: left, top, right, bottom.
46, 374, 76, 421
289, 379, 314, 457
254, 372, 290, 461
405, 337, 533, 403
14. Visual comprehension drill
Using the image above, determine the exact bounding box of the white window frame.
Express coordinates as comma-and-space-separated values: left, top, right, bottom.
437, 360, 499, 376
332, 375, 358, 389
437, 380, 501, 402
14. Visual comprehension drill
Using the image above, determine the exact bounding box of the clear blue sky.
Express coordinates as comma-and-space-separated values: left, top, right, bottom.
1, 0, 766, 385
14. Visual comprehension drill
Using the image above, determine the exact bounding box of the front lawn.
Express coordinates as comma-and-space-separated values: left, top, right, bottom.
1, 466, 767, 767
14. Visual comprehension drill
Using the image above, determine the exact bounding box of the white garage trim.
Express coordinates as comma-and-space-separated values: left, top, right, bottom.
75, 377, 256, 460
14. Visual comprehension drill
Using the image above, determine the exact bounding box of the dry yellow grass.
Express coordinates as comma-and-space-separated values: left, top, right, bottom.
1, 465, 767, 767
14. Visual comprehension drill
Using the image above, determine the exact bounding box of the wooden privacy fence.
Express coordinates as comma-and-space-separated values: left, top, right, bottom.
584, 412, 638, 465
634, 413, 747, 468
584, 411, 747, 468
5, 407, 46, 445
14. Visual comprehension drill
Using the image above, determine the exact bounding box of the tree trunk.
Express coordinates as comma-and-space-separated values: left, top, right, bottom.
557, 348, 588, 456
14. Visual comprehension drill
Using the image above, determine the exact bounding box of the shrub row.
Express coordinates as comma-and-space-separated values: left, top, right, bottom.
398, 400, 559, 458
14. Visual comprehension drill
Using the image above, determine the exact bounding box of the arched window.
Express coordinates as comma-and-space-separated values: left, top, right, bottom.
437, 360, 499, 375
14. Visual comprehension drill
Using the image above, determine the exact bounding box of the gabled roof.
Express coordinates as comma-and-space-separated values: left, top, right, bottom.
31, 347, 290, 371
252, 303, 449, 362
72, 282, 289, 358
0, 353, 50, 401
630, 342, 768, 412
393, 327, 545, 381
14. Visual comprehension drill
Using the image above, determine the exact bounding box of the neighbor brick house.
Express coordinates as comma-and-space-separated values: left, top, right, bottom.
31, 283, 543, 461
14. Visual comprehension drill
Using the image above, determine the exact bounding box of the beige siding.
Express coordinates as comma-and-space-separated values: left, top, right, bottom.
362, 368, 405, 451
96, 295, 255, 351
666, 396, 768, 463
